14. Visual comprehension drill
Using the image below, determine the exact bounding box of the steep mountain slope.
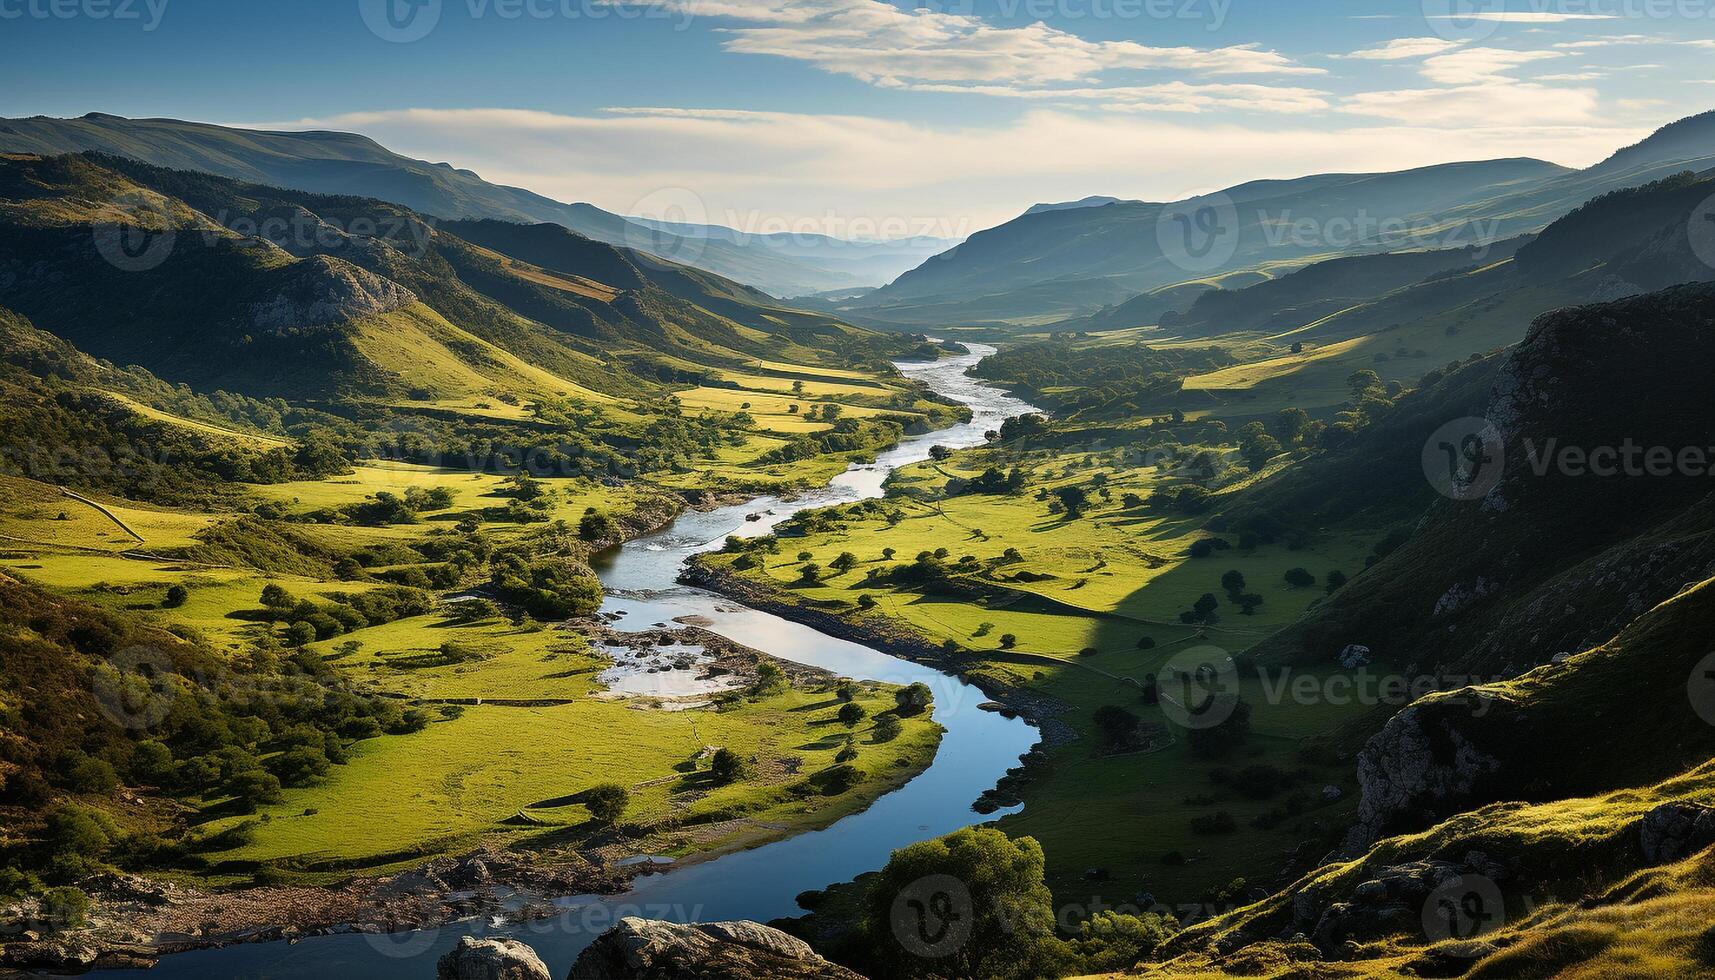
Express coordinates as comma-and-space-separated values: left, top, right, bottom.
0, 153, 924, 408
1237, 284, 1715, 833
0, 113, 891, 297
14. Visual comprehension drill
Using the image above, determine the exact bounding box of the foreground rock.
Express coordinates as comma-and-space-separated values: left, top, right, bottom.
436, 936, 551, 980
568, 917, 864, 979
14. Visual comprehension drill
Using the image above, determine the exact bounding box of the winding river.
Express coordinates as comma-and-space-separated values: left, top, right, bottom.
109, 344, 1040, 979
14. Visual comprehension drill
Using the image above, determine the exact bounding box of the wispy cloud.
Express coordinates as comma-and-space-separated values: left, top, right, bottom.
1424, 11, 1616, 23
1342, 37, 1467, 61
619, 0, 1319, 90
1419, 47, 1566, 84
247, 107, 1647, 232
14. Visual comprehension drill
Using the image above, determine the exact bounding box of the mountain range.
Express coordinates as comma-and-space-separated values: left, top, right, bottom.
0, 113, 956, 299
823, 110, 1715, 329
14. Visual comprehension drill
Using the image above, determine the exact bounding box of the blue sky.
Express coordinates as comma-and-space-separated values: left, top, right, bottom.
2, 0, 1712, 235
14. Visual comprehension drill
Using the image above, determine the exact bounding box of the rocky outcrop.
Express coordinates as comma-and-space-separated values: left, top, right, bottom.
436, 936, 551, 980
1347, 697, 1505, 851
568, 917, 864, 980
1297, 852, 1508, 951
247, 255, 416, 331
1638, 803, 1715, 864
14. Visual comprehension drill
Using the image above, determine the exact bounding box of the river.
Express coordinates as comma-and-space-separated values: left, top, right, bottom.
109, 344, 1040, 979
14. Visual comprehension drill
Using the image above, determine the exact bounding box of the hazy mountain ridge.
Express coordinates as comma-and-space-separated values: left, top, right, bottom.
0, 113, 911, 297
842, 113, 1715, 329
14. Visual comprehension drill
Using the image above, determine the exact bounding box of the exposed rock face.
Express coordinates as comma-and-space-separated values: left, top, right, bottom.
247, 255, 416, 331
1347, 698, 1504, 851
568, 917, 864, 980
436, 936, 552, 980
1294, 852, 1509, 953
1638, 803, 1715, 864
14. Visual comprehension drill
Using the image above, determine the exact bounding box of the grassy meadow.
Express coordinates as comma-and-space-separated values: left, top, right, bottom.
700, 433, 1390, 902
0, 345, 956, 888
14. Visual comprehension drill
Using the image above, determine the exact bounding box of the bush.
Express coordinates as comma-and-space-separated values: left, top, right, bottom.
65, 755, 119, 794
710, 748, 748, 786
809, 763, 865, 795
1093, 705, 1139, 744
38, 887, 90, 932
873, 714, 904, 742
838, 702, 868, 727
894, 682, 933, 716
860, 828, 1071, 980
1284, 567, 1316, 588
585, 783, 630, 825
163, 584, 189, 608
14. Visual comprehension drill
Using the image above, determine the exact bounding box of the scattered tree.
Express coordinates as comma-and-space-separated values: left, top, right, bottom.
584, 783, 630, 825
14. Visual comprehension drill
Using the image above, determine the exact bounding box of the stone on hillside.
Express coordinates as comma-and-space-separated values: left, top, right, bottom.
568, 917, 864, 980
1638, 802, 1715, 864
436, 936, 551, 980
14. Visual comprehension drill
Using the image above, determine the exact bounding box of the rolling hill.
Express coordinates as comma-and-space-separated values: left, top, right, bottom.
0, 113, 953, 298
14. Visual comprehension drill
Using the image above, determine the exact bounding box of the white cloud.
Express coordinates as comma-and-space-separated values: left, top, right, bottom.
1419, 47, 1566, 84
246, 107, 1646, 234
615, 0, 1320, 89
895, 80, 1332, 114
1343, 37, 1467, 61
1424, 11, 1616, 22
1340, 82, 1599, 127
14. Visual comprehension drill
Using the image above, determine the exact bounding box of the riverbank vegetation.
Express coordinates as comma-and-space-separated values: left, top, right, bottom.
0, 152, 965, 932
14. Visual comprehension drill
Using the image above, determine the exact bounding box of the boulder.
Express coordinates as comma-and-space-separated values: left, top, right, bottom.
568, 917, 864, 980
436, 936, 551, 980
1638, 802, 1715, 864
1338, 645, 1372, 669
1347, 700, 1504, 851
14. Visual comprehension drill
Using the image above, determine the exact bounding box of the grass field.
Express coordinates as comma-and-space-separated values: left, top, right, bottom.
0, 345, 959, 886
704, 438, 1384, 902
202, 606, 942, 875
